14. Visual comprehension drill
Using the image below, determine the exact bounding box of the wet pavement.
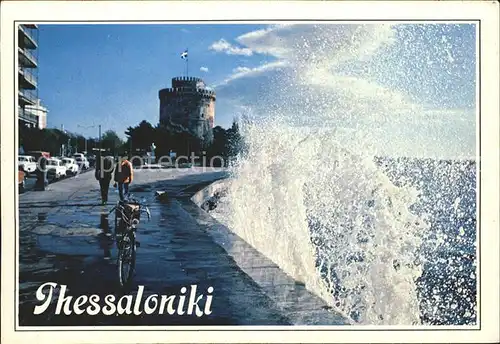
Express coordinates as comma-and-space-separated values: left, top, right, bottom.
21, 168, 94, 193
18, 168, 292, 326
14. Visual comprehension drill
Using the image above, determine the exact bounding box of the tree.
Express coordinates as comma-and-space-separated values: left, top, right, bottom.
226, 120, 242, 158
18, 124, 100, 157
101, 130, 123, 156
125, 120, 155, 151
74, 134, 87, 153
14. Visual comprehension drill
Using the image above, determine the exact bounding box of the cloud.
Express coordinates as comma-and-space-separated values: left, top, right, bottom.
233, 24, 395, 63
215, 61, 287, 87
215, 24, 398, 94
232, 66, 251, 74
214, 24, 475, 158
209, 39, 253, 56
200, 66, 209, 73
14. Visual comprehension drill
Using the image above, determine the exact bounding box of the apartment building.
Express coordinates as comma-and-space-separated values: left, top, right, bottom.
18, 24, 42, 128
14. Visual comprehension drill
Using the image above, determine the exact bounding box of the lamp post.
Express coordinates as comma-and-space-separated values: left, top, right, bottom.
77, 123, 101, 155
99, 124, 102, 155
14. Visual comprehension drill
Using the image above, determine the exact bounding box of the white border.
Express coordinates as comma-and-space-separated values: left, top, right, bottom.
1, 1, 499, 343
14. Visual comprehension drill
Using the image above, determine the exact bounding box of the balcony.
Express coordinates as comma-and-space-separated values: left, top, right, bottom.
18, 90, 36, 106
18, 107, 38, 126
18, 68, 37, 89
18, 25, 38, 49
18, 47, 37, 68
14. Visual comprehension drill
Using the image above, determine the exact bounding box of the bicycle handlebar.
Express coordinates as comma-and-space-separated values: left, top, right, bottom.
108, 199, 150, 221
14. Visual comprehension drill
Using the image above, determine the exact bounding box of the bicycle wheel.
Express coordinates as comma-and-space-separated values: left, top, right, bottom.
118, 230, 136, 288
114, 210, 119, 235
115, 219, 125, 248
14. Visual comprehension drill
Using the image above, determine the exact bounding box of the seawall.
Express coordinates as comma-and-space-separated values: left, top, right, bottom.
188, 178, 350, 325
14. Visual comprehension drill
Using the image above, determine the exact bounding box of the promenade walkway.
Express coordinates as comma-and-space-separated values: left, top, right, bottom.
18, 167, 347, 326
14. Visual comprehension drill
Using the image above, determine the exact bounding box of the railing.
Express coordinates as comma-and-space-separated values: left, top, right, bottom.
19, 68, 38, 88
18, 90, 37, 105
18, 107, 38, 125
19, 25, 38, 48
18, 47, 37, 67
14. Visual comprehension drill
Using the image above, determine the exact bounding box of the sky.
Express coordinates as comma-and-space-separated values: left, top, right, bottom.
37, 23, 476, 159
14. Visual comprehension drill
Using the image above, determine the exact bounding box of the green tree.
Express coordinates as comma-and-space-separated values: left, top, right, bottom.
226, 120, 242, 158
101, 130, 123, 156
74, 134, 87, 153
125, 120, 155, 151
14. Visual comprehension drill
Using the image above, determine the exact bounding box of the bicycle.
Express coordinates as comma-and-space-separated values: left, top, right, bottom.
109, 196, 151, 287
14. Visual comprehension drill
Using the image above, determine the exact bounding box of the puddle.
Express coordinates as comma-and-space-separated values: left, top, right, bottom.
38, 235, 103, 256
33, 225, 102, 236
99, 213, 113, 260
129, 185, 152, 192
34, 213, 116, 259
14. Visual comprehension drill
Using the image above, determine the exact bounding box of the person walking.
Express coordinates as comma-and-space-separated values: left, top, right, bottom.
95, 155, 114, 205
113, 156, 133, 201
36, 155, 48, 191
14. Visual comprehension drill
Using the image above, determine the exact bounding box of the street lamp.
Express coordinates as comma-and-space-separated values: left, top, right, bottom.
60, 127, 72, 156
77, 124, 102, 155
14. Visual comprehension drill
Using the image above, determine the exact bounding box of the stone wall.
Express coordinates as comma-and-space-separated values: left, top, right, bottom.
159, 77, 216, 142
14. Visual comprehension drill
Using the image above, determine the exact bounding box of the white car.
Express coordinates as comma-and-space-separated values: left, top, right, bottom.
61, 157, 79, 176
75, 156, 90, 170
18, 155, 37, 173
46, 158, 67, 180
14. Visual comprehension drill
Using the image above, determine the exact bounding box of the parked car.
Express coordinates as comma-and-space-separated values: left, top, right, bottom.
74, 156, 90, 170
61, 157, 79, 176
87, 154, 96, 168
18, 167, 27, 193
18, 155, 37, 174
47, 158, 67, 180
25, 151, 50, 160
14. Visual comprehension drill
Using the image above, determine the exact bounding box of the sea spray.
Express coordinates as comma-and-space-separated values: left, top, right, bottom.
211, 24, 430, 324
303, 141, 427, 325
213, 117, 428, 325
211, 23, 475, 324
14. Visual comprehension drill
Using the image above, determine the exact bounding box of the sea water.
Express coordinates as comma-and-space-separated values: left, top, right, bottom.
211, 23, 477, 325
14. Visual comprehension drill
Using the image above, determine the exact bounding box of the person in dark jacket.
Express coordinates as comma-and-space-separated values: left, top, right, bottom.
113, 156, 133, 201
36, 156, 48, 191
95, 155, 114, 205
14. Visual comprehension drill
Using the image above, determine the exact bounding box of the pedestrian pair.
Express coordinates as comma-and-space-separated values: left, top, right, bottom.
95, 156, 133, 204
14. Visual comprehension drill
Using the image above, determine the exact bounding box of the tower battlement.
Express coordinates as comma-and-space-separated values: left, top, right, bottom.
171, 76, 206, 90
172, 76, 204, 83
159, 87, 216, 100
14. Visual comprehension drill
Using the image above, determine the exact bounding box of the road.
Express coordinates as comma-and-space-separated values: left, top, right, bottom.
18, 167, 294, 326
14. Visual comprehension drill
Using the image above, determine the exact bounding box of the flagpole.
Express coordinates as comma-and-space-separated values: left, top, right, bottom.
181, 49, 189, 77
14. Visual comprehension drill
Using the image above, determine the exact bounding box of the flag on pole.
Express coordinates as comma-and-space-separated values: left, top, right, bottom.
181, 49, 189, 76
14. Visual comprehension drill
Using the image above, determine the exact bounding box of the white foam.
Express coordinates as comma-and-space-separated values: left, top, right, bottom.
213, 120, 428, 325
210, 24, 439, 324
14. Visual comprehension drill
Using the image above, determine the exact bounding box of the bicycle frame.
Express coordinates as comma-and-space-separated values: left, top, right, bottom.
108, 197, 150, 288
109, 197, 151, 228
